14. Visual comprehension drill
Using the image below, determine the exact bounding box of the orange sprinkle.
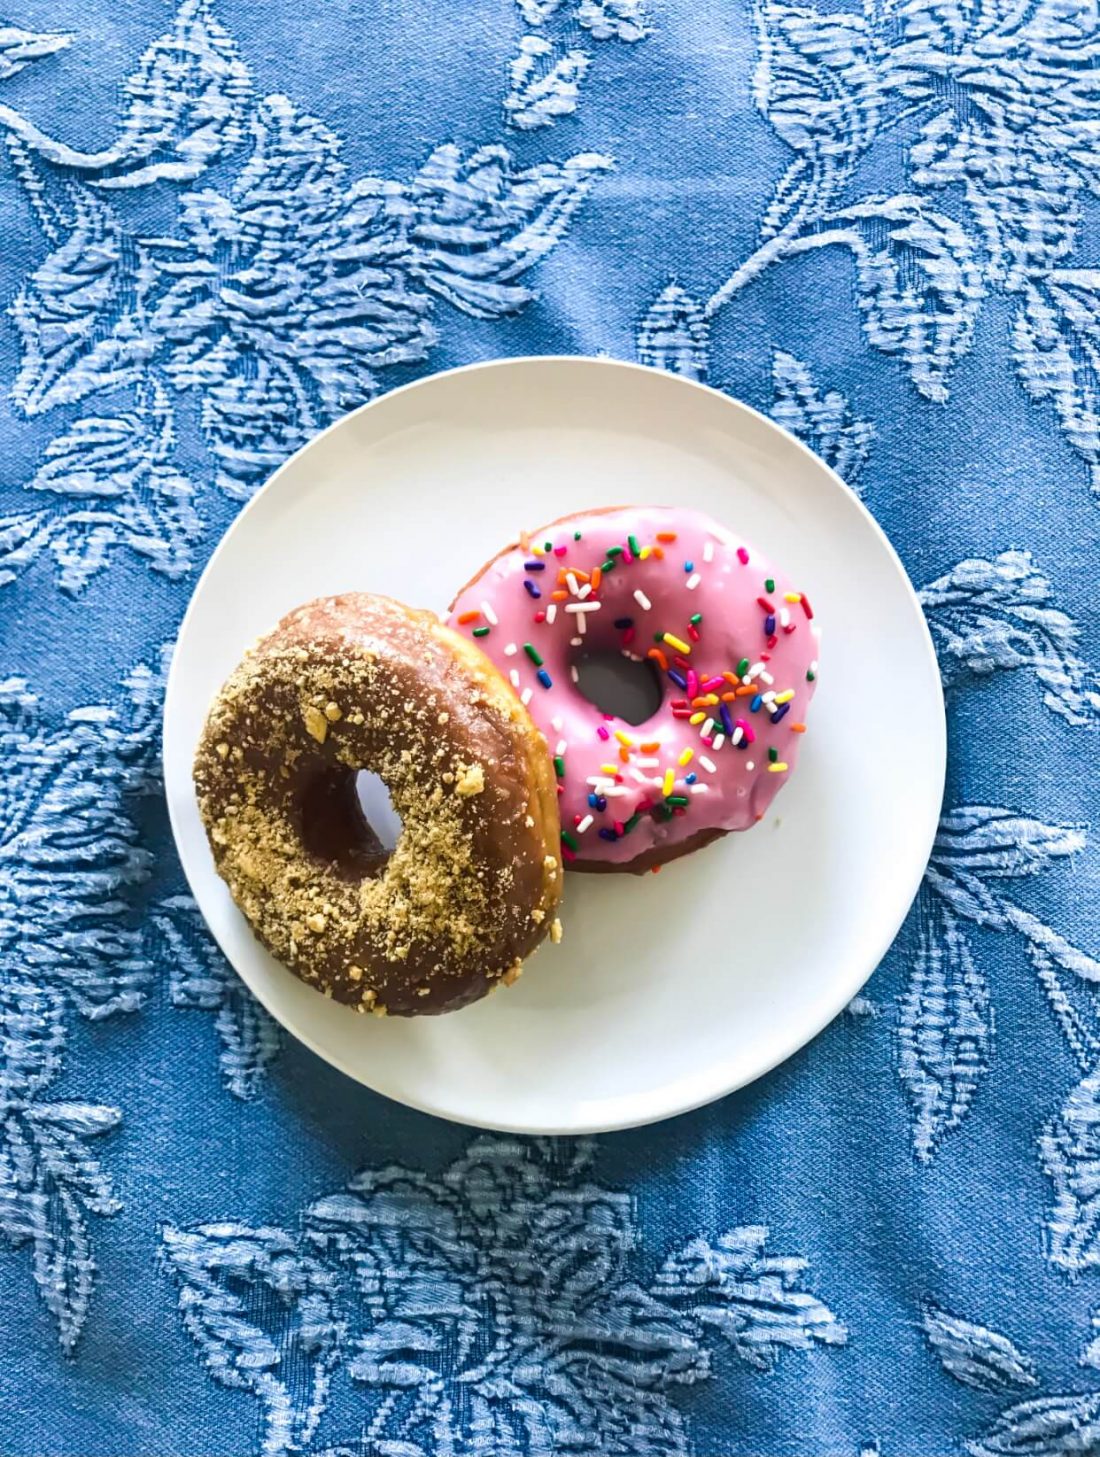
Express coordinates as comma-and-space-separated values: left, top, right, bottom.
791, 723, 807, 733
722, 672, 740, 685
591, 567, 602, 591
691, 694, 719, 707
735, 685, 756, 696
573, 569, 590, 583
619, 746, 631, 763
640, 740, 660, 753
652, 546, 665, 560
656, 531, 678, 543
720, 692, 737, 702
550, 590, 568, 601
457, 610, 480, 625
647, 648, 669, 670
650, 863, 662, 873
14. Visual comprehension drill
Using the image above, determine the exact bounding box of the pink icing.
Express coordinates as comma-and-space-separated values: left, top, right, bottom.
448, 506, 820, 867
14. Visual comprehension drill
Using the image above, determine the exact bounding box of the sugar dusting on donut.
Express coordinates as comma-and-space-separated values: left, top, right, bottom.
194, 593, 562, 1014
448, 506, 820, 872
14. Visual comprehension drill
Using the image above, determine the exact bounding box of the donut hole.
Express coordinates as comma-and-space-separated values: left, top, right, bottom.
573, 650, 663, 726
298, 766, 402, 878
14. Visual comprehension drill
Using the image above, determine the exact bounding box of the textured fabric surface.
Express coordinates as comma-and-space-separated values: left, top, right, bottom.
1, 1, 1100, 1453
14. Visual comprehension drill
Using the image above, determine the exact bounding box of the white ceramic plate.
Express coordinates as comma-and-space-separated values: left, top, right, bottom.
164, 358, 945, 1134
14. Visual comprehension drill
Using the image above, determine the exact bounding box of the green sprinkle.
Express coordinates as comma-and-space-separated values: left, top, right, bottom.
765, 577, 775, 593
667, 794, 689, 807
561, 829, 579, 852
600, 558, 616, 573
737, 657, 750, 675
768, 747, 779, 763
655, 632, 666, 644
472, 625, 490, 638
607, 545, 624, 557
628, 535, 641, 557
624, 813, 642, 833
544, 541, 552, 552
553, 755, 565, 778
807, 668, 816, 682
524, 643, 543, 666
655, 803, 674, 822
574, 530, 582, 540
690, 613, 702, 625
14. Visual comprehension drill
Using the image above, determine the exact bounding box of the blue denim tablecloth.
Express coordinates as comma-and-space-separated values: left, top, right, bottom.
2, 1, 1100, 1453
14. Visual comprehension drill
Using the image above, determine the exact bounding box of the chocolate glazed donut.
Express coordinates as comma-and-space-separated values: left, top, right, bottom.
194, 593, 563, 1016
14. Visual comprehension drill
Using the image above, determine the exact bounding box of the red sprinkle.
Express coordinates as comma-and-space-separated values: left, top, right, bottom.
623, 627, 636, 646
554, 545, 568, 556
783, 623, 797, 635
562, 845, 576, 862
757, 596, 775, 612
534, 611, 546, 623
688, 625, 700, 641
672, 708, 693, 718
674, 655, 692, 671
801, 595, 815, 619
614, 820, 625, 835
767, 634, 778, 649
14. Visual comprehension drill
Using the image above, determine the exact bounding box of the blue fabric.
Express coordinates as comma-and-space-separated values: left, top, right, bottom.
1, 0, 1100, 1452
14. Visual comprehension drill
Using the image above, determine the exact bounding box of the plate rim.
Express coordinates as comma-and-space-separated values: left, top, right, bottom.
163, 355, 946, 1133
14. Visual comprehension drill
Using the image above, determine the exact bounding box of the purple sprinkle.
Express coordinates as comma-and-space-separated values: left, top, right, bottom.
750, 693, 763, 712
524, 560, 546, 571
764, 613, 776, 635
537, 668, 553, 689
598, 827, 618, 841
613, 617, 634, 629
771, 703, 791, 724
668, 669, 688, 690
524, 579, 541, 599
597, 795, 608, 811
720, 703, 734, 736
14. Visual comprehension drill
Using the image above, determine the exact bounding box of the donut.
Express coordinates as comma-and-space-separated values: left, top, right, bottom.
448, 506, 819, 872
194, 593, 563, 1015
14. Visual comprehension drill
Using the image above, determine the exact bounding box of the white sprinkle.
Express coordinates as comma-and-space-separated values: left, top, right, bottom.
779, 607, 790, 627
699, 755, 717, 773
570, 664, 579, 683
570, 636, 583, 647
746, 760, 755, 771
713, 733, 726, 751
708, 525, 734, 545
567, 572, 580, 596
546, 604, 557, 625
703, 540, 715, 563
690, 783, 710, 794
628, 768, 651, 784
509, 669, 521, 688
602, 785, 628, 798
555, 738, 567, 756
480, 600, 498, 626
762, 690, 776, 704
748, 661, 766, 680
578, 582, 592, 600
504, 642, 518, 657
636, 757, 660, 769
810, 659, 819, 675
521, 688, 533, 706
759, 671, 775, 685
586, 775, 615, 787
577, 612, 587, 635
633, 589, 652, 611
576, 814, 593, 834
564, 601, 601, 613
551, 716, 564, 732
731, 726, 744, 746
701, 717, 716, 738
685, 573, 701, 591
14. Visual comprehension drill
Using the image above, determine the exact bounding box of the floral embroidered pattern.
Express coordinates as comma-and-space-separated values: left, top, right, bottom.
922, 1304, 1039, 1393
0, 651, 167, 1348
505, 0, 650, 130
0, 0, 610, 587
162, 1138, 846, 1456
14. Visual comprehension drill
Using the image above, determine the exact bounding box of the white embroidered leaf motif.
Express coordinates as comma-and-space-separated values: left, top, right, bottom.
651, 1226, 847, 1369
0, 0, 251, 188
154, 895, 280, 1100
969, 1392, 1100, 1457
821, 195, 984, 401
504, 36, 591, 131
408, 143, 611, 318
753, 0, 880, 222
576, 0, 653, 41
770, 350, 874, 488
637, 286, 710, 380
1080, 1308, 1100, 1369
898, 896, 991, 1161
516, 0, 566, 20
1013, 273, 1100, 497
9, 185, 153, 417
161, 1225, 344, 1457
922, 1304, 1039, 1392
920, 550, 1100, 725
1041, 1069, 1100, 1274
0, 27, 71, 82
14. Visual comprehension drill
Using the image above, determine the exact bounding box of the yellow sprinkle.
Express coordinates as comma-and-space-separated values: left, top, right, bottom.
640, 546, 651, 560
689, 711, 706, 725
601, 763, 619, 776
774, 689, 795, 704
531, 544, 545, 556
663, 633, 691, 655
768, 762, 789, 773
662, 769, 675, 797
784, 592, 802, 603
678, 748, 694, 767
615, 730, 635, 747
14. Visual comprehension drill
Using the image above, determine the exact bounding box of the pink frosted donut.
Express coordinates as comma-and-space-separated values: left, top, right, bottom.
448, 506, 820, 872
